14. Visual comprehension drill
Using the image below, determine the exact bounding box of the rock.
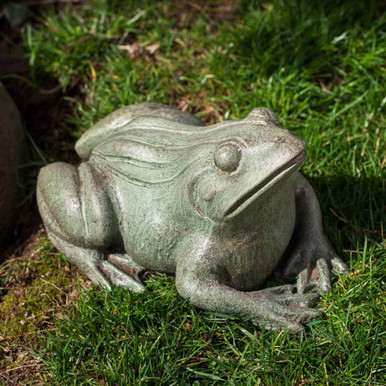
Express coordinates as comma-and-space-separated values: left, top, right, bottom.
0, 83, 25, 247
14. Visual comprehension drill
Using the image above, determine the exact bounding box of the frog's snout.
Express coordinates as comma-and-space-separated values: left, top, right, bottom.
272, 132, 306, 155
289, 132, 307, 151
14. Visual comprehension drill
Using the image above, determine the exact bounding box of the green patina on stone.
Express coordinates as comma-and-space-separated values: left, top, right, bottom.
37, 103, 348, 332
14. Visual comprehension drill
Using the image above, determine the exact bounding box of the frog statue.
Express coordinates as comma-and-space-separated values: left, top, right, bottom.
37, 103, 349, 332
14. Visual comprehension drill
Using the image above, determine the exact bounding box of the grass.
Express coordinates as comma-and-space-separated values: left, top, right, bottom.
1, 0, 385, 384
40, 257, 385, 384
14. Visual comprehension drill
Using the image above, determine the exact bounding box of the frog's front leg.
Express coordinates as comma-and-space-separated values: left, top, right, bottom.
37, 162, 145, 292
280, 172, 349, 293
175, 239, 321, 332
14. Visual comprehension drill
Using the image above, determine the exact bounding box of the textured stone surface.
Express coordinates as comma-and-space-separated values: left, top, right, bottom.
37, 103, 349, 332
0, 83, 24, 247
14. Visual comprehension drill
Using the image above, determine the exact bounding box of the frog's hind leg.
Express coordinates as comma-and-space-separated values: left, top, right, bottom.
37, 162, 117, 249
47, 231, 111, 289
37, 162, 145, 292
47, 233, 145, 292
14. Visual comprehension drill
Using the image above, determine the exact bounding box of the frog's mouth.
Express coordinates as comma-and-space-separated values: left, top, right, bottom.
224, 150, 306, 218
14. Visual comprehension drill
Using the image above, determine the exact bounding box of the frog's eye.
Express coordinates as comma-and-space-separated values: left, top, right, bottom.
214, 143, 241, 173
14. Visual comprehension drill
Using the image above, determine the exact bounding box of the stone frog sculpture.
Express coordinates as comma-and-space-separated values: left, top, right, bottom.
37, 103, 349, 332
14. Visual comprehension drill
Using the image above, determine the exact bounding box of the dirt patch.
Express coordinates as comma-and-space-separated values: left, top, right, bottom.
0, 346, 45, 386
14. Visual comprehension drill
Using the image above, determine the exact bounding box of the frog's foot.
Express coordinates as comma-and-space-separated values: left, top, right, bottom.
99, 260, 146, 292
104, 253, 148, 286
177, 260, 321, 334
282, 239, 349, 294
248, 285, 321, 333
47, 231, 145, 292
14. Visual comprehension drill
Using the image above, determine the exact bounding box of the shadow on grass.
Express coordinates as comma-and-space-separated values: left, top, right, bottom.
309, 174, 384, 247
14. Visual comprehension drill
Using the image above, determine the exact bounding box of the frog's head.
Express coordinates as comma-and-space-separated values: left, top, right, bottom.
189, 108, 306, 222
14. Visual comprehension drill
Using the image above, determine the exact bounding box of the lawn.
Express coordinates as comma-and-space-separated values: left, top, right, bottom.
0, 0, 385, 384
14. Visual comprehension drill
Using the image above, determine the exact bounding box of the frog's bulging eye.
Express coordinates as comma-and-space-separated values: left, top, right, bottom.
214, 143, 241, 173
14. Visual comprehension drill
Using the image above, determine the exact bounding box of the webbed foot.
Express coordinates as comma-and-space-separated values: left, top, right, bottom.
283, 239, 349, 294
249, 285, 321, 333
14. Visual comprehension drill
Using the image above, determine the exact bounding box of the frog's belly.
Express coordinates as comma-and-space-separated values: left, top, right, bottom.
222, 184, 297, 291
108, 177, 188, 272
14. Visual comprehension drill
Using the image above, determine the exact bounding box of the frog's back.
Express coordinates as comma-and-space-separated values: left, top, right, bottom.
75, 103, 205, 160
85, 116, 211, 191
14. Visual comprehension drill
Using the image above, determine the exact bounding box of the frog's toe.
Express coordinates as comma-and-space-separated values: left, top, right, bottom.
297, 259, 331, 294
280, 306, 322, 324
255, 308, 319, 333
331, 256, 349, 274
99, 261, 145, 292
269, 284, 296, 294
107, 253, 147, 283
86, 265, 112, 290
257, 285, 320, 307
270, 291, 322, 324
278, 292, 320, 308
316, 258, 332, 293
258, 316, 305, 334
